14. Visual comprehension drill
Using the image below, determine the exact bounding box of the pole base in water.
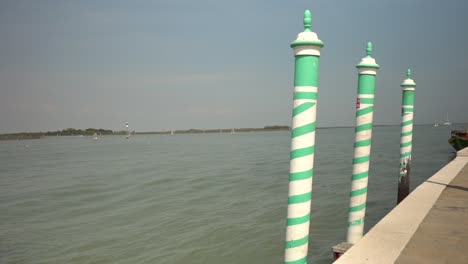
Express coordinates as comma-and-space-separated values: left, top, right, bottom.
397, 163, 411, 204
332, 242, 353, 260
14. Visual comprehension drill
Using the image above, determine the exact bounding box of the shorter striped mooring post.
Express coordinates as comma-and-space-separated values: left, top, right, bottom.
346, 42, 380, 245
397, 68, 416, 204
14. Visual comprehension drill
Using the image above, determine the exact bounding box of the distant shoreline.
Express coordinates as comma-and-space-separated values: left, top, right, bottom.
0, 126, 289, 141
0, 124, 461, 141
138, 126, 290, 135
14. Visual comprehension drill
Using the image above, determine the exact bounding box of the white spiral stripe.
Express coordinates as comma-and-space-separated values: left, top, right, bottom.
357, 112, 374, 125
400, 135, 412, 144
352, 161, 370, 175
350, 177, 369, 189
290, 155, 314, 174
285, 245, 308, 262
292, 105, 316, 128
401, 125, 413, 134
288, 178, 312, 197
287, 201, 312, 219
354, 132, 372, 142
286, 222, 310, 241
291, 131, 316, 151
402, 113, 413, 122
348, 209, 367, 221
353, 147, 371, 159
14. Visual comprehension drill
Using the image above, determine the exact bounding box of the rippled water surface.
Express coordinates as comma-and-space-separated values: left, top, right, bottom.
0, 125, 459, 264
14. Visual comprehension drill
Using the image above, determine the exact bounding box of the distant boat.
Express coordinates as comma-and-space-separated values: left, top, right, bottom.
449, 130, 468, 151
443, 113, 452, 126
170, 130, 174, 136
93, 133, 99, 140
434, 122, 439, 127
231, 128, 236, 135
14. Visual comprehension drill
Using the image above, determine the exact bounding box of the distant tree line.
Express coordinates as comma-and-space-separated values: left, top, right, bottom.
0, 128, 130, 140
1, 125, 290, 140
137, 125, 291, 134
44, 128, 116, 136
263, 125, 290, 130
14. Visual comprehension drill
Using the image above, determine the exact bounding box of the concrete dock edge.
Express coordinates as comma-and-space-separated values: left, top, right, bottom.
333, 147, 468, 264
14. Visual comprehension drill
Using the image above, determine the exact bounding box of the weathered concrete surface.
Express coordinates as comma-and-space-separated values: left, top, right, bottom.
394, 163, 468, 264
333, 148, 468, 264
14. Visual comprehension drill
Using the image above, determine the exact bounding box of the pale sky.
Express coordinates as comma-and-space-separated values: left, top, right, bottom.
1, 0, 467, 133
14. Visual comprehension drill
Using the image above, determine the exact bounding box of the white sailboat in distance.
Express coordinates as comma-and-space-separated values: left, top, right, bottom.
443, 113, 452, 126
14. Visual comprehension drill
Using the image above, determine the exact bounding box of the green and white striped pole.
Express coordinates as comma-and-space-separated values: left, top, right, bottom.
346, 42, 379, 244
397, 69, 416, 204
284, 10, 323, 264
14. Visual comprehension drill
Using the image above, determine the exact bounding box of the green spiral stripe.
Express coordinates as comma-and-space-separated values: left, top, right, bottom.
400, 131, 412, 137
352, 171, 368, 181
290, 146, 315, 159
288, 192, 312, 204
354, 139, 371, 148
400, 141, 412, 148
292, 102, 315, 117
285, 256, 307, 264
349, 203, 366, 212
292, 123, 316, 138
348, 218, 363, 227
287, 213, 310, 226
401, 119, 412, 126
290, 169, 313, 181
352, 155, 370, 164
285, 235, 309, 249
350, 187, 367, 197
356, 106, 374, 116
355, 123, 373, 132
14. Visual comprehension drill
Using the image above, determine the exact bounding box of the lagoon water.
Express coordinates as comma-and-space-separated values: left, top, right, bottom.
0, 125, 459, 264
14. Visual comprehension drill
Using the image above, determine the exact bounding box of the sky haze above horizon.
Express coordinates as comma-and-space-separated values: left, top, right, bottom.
1, 0, 467, 133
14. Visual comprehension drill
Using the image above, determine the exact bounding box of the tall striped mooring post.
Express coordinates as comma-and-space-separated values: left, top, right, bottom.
346, 42, 379, 245
284, 10, 323, 264
397, 69, 416, 204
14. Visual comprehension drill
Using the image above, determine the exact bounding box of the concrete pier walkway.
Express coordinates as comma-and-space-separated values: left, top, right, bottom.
334, 148, 468, 264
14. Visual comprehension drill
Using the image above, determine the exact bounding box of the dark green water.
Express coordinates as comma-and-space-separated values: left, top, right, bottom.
0, 125, 457, 264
